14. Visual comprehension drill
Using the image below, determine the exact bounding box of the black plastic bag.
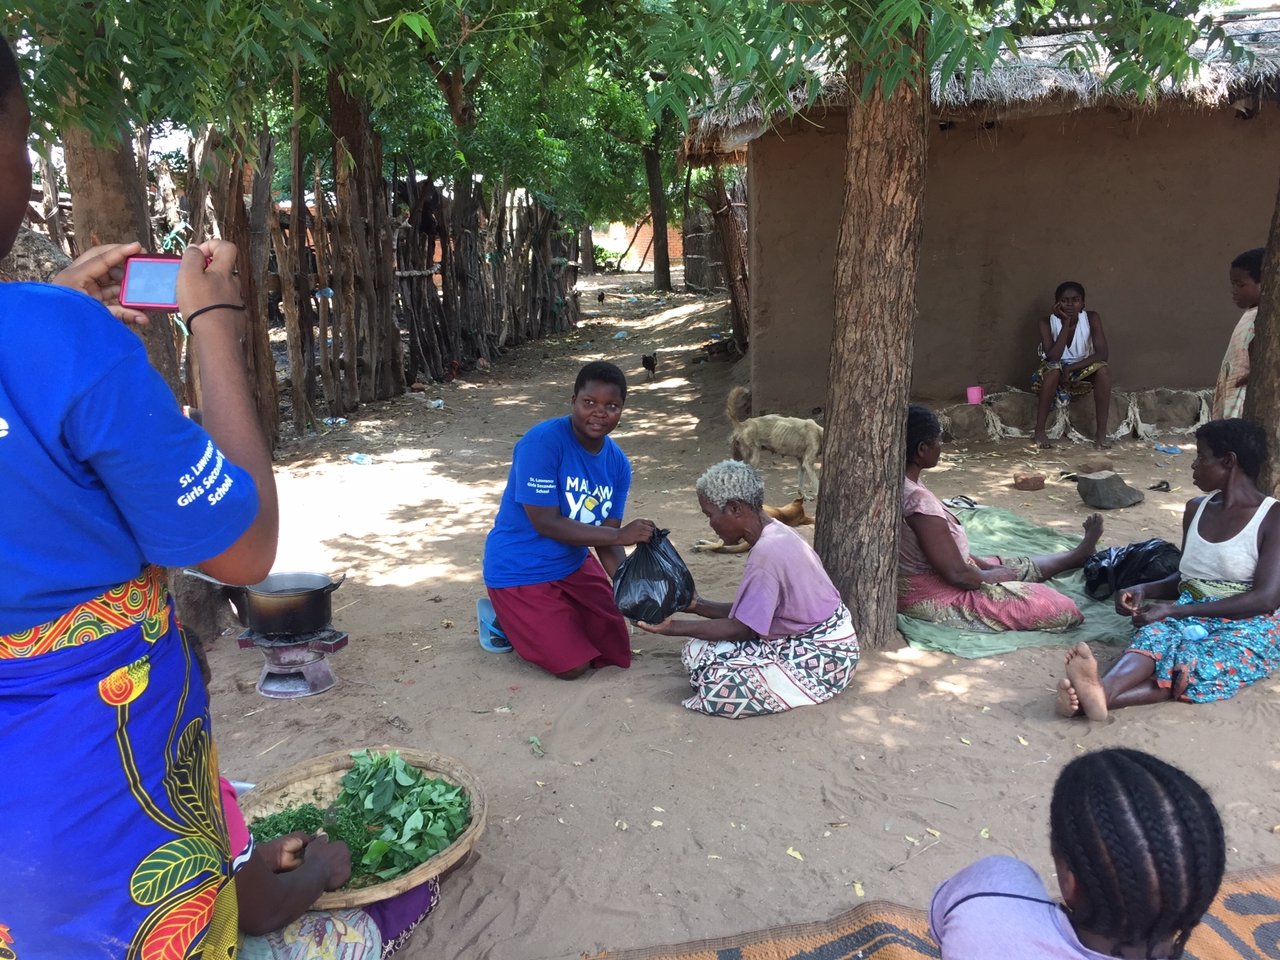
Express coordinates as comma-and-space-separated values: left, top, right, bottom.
1083, 538, 1182, 600
613, 529, 696, 623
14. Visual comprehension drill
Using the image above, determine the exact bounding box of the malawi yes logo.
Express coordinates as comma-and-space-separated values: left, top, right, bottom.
564, 476, 613, 525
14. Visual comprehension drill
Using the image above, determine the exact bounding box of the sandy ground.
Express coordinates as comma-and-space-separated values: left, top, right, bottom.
209, 275, 1280, 960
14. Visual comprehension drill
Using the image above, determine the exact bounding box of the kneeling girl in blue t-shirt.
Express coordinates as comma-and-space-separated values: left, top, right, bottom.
483, 361, 655, 679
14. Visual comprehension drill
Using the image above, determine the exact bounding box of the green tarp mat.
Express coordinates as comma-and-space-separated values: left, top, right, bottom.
897, 506, 1135, 659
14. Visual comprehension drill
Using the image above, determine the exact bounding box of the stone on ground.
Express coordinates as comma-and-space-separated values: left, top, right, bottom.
1078, 457, 1115, 474
1013, 472, 1046, 491
1077, 470, 1144, 509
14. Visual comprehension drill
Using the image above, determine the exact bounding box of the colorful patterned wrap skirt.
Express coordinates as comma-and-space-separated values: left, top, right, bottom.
0, 567, 238, 958
1128, 580, 1280, 703
1031, 359, 1107, 408
897, 558, 1084, 633
681, 604, 860, 719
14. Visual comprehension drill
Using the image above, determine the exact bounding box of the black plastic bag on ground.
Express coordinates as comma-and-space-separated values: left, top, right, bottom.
1083, 538, 1182, 600
613, 529, 696, 623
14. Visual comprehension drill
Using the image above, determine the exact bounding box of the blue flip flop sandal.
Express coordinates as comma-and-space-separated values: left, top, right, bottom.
477, 598, 513, 653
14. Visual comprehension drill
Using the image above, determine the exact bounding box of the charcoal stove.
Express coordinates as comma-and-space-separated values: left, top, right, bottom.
237, 626, 348, 699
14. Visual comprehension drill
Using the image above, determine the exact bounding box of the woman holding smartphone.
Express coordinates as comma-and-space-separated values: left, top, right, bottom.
0, 37, 278, 956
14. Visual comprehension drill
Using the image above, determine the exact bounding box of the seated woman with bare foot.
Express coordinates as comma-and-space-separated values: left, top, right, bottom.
900, 405, 1099, 633
1058, 418, 1280, 721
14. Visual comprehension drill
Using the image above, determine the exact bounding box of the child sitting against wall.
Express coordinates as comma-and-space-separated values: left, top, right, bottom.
1212, 247, 1264, 420
1031, 281, 1113, 450
930, 747, 1225, 960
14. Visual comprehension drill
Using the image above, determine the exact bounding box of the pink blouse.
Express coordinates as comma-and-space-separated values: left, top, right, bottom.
900, 478, 970, 576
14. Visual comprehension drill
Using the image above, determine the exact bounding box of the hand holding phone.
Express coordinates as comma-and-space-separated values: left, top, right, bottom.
177, 241, 246, 336
53, 242, 149, 325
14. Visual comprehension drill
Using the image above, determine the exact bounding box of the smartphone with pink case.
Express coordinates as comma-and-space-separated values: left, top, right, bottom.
119, 255, 183, 311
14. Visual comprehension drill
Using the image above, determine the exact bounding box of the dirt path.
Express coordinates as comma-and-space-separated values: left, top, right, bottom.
210, 276, 1280, 960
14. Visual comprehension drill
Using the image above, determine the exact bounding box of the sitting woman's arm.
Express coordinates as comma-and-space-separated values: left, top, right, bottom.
1133, 502, 1280, 625
905, 514, 1016, 590
236, 835, 353, 937
635, 593, 753, 640
1117, 499, 1199, 615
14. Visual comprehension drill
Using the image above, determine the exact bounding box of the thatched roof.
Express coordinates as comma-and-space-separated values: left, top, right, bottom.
685, 11, 1280, 164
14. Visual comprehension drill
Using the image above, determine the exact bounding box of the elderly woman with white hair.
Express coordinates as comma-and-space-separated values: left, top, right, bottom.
637, 460, 859, 718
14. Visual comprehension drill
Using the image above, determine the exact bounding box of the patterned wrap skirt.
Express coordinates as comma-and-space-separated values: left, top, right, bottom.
898, 557, 1084, 633
681, 604, 860, 719
1128, 583, 1280, 703
1031, 359, 1107, 407
0, 566, 238, 958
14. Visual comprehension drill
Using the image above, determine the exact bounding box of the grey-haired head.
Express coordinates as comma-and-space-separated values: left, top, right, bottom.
695, 460, 765, 510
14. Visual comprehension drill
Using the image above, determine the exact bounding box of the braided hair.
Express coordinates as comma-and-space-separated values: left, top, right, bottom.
1050, 748, 1225, 959
906, 404, 941, 465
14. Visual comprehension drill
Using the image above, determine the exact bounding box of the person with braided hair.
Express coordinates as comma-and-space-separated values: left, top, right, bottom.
931, 747, 1225, 960
900, 403, 1099, 633
1058, 418, 1280, 720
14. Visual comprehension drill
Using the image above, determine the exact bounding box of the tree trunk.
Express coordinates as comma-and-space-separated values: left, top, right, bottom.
270, 201, 317, 437
1243, 174, 1280, 496
709, 161, 750, 350
35, 154, 73, 257
812, 49, 930, 651
234, 135, 280, 448
62, 125, 183, 397
290, 66, 318, 428
642, 122, 672, 292
579, 223, 595, 275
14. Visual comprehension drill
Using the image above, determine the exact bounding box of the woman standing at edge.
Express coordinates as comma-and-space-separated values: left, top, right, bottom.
0, 36, 278, 956
484, 361, 656, 679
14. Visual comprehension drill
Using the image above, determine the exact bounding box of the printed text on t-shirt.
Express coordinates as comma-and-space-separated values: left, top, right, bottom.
177, 440, 236, 507
565, 476, 613, 525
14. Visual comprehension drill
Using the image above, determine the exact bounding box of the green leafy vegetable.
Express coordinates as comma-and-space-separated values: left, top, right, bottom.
248, 750, 471, 888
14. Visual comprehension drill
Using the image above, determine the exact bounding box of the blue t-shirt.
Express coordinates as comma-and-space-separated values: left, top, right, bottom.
483, 416, 631, 588
0, 283, 259, 634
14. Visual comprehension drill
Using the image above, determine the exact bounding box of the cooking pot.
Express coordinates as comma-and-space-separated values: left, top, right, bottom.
184, 570, 346, 636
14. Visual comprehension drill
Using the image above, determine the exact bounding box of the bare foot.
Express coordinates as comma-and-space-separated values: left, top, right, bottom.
1055, 677, 1081, 717
1034, 431, 1054, 450
1093, 434, 1113, 450
1064, 642, 1108, 721
1080, 514, 1103, 552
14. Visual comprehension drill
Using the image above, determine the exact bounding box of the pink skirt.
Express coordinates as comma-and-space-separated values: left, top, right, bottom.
898, 558, 1083, 633
487, 554, 631, 674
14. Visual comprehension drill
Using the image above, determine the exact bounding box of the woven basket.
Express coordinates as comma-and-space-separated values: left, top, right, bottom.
238, 746, 487, 909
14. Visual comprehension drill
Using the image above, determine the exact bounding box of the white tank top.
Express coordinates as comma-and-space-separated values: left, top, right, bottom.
1179, 494, 1278, 583
1047, 312, 1092, 364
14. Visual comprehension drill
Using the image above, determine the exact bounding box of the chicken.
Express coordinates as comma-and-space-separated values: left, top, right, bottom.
641, 353, 657, 381
444, 360, 461, 383
597, 291, 605, 304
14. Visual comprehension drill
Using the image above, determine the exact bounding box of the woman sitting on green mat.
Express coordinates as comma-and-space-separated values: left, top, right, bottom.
1057, 418, 1280, 720
900, 404, 1100, 633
